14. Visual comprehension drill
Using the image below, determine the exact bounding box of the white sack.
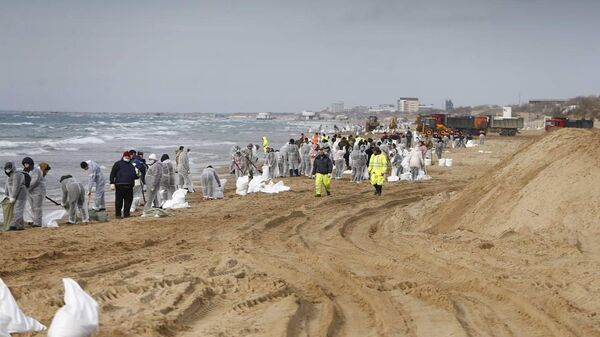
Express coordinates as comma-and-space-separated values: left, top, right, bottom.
438, 158, 446, 166
466, 140, 478, 148
387, 175, 399, 182
445, 158, 453, 167
0, 279, 46, 334
162, 189, 190, 209
261, 166, 270, 180
0, 314, 10, 337
235, 176, 249, 196
42, 210, 67, 228
48, 278, 99, 337
242, 176, 290, 195
215, 179, 226, 199
400, 172, 412, 181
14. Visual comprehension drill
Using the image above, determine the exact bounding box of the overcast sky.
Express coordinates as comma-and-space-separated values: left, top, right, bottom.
1, 0, 599, 113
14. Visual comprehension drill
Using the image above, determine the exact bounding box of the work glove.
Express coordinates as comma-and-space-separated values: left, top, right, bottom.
110, 184, 116, 190
8, 197, 15, 204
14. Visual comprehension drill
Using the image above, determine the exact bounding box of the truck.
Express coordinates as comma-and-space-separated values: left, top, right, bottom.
488, 116, 524, 136
544, 117, 594, 131
415, 114, 524, 136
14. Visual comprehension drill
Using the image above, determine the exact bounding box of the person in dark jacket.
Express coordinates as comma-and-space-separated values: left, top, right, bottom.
110, 151, 137, 218
311, 147, 333, 197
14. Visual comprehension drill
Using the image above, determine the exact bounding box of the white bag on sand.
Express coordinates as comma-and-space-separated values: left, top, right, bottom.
261, 166, 270, 180
424, 158, 431, 166
244, 176, 290, 194
42, 210, 67, 228
466, 140, 478, 148
363, 166, 369, 179
445, 158, 453, 167
0, 314, 11, 337
387, 175, 399, 182
236, 176, 249, 196
48, 278, 99, 337
438, 158, 446, 166
0, 278, 46, 334
400, 172, 411, 181
162, 189, 190, 209
215, 179, 226, 199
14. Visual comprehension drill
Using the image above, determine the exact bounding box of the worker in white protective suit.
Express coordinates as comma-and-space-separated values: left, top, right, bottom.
22, 157, 47, 227
200, 166, 221, 200
3, 162, 28, 230
60, 175, 89, 224
144, 154, 163, 211
160, 154, 177, 203
177, 146, 194, 192
80, 160, 106, 211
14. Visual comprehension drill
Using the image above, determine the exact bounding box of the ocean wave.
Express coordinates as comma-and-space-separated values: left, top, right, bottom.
155, 131, 179, 136
40, 136, 106, 147
0, 140, 21, 148
0, 122, 34, 126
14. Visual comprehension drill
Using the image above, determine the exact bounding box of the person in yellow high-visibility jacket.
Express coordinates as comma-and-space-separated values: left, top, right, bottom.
262, 136, 269, 153
368, 147, 387, 196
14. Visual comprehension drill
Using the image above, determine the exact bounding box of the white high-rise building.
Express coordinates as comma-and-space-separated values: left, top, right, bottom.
397, 97, 419, 113
331, 101, 344, 114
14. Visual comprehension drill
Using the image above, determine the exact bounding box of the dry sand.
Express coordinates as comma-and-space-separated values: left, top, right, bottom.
1, 129, 599, 337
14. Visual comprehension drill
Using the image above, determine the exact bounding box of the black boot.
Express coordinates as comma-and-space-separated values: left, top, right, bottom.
294, 169, 299, 176
289, 169, 294, 177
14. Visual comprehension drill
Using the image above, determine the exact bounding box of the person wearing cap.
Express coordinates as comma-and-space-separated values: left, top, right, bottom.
144, 154, 163, 212
159, 154, 177, 203
109, 151, 137, 218
22, 157, 47, 227
80, 160, 106, 211
3, 162, 28, 230
312, 146, 333, 197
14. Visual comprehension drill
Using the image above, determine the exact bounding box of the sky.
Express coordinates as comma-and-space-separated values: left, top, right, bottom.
1, 0, 599, 113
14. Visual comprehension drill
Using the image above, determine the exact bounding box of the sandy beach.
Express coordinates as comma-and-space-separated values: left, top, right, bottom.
1, 128, 599, 337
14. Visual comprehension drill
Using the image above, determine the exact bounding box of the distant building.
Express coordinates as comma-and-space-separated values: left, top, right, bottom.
256, 112, 272, 120
349, 105, 369, 114
368, 104, 396, 113
301, 110, 318, 121
397, 97, 419, 113
529, 99, 566, 105
331, 101, 344, 114
445, 99, 454, 111
419, 104, 435, 112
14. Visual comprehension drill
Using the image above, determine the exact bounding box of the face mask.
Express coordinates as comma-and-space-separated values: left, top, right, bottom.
123, 158, 130, 162
5, 169, 12, 175
148, 160, 156, 165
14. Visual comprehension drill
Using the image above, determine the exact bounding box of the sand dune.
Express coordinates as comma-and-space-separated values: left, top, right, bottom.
1, 131, 598, 337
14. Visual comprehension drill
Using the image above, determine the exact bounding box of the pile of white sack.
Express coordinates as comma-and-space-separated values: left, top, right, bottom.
236, 176, 290, 196
0, 277, 98, 337
162, 189, 190, 209
466, 140, 479, 148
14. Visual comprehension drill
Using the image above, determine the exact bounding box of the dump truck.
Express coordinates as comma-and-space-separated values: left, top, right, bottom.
544, 117, 594, 131
365, 116, 380, 132
445, 115, 489, 135
488, 116, 524, 136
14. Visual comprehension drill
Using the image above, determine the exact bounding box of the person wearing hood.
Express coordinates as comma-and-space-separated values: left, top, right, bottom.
308, 143, 319, 178
60, 175, 89, 224
286, 139, 300, 177
405, 128, 413, 148
22, 157, 46, 227
129, 149, 147, 206
368, 147, 387, 196
144, 154, 163, 211
80, 160, 105, 211
333, 143, 346, 180
109, 151, 137, 218
408, 147, 424, 181
434, 137, 444, 162
3, 162, 28, 230
390, 143, 404, 177
177, 147, 194, 192
299, 139, 311, 176
350, 144, 366, 183
160, 154, 177, 203
241, 144, 258, 178
231, 147, 246, 178
262, 136, 269, 154
264, 148, 276, 179
200, 165, 221, 200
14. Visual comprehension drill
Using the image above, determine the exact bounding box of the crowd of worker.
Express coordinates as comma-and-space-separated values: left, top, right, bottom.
2, 127, 486, 231
2, 146, 200, 231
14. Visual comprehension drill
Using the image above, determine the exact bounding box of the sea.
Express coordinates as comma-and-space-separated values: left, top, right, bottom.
0, 111, 340, 205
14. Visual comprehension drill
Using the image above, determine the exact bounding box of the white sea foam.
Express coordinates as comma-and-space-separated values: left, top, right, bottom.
40, 136, 105, 147
0, 122, 34, 126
